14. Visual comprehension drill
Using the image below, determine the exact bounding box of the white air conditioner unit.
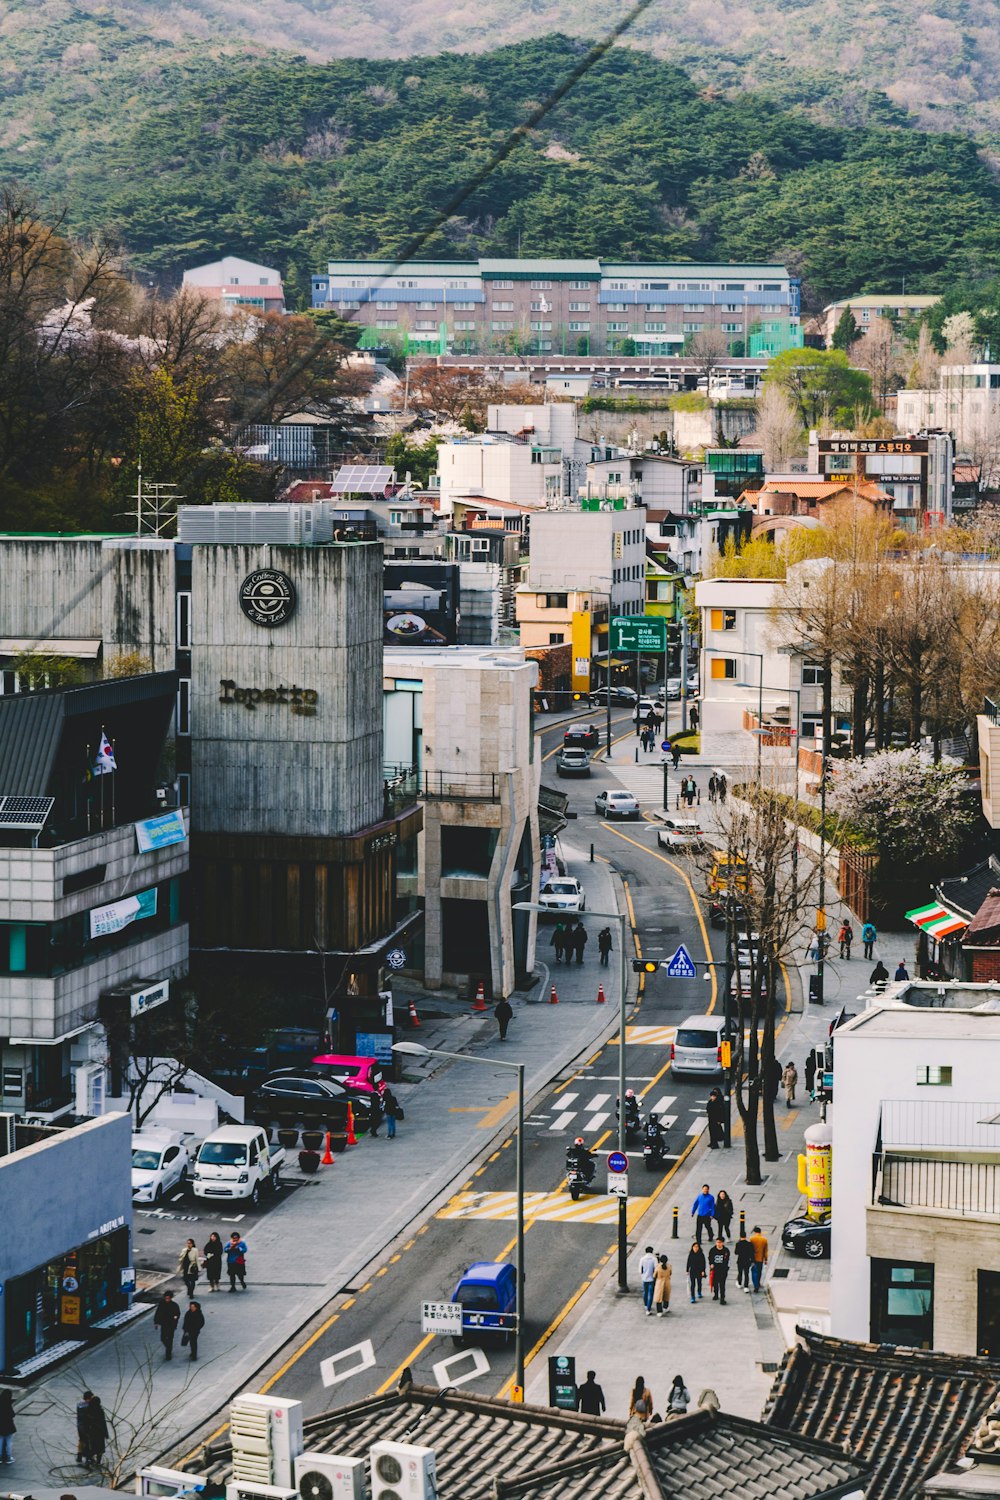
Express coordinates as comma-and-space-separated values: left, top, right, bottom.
294, 1452, 365, 1500
137, 1465, 208, 1497
230, 1395, 304, 1489
0, 1111, 16, 1157
226, 1484, 298, 1500
370, 1442, 438, 1500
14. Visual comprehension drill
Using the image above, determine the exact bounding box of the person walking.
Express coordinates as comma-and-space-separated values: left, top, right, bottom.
838, 920, 853, 959
667, 1375, 690, 1416
708, 1238, 731, 1304
671, 743, 681, 771
862, 920, 877, 960
690, 704, 700, 731
706, 1087, 725, 1149
181, 1301, 205, 1361
383, 1086, 402, 1138
551, 921, 567, 965
653, 1254, 672, 1315
767, 1055, 782, 1103
76, 1391, 94, 1466
707, 772, 718, 804
804, 1051, 817, 1099
83, 1395, 108, 1470
598, 927, 613, 968
895, 959, 910, 981
576, 1370, 606, 1416
692, 1184, 715, 1244
494, 998, 513, 1041
714, 1188, 734, 1239
686, 1242, 706, 1302
683, 775, 697, 807
226, 1232, 247, 1291
749, 1225, 768, 1292
202, 1232, 223, 1292
571, 920, 588, 965
782, 1060, 798, 1108
639, 1245, 657, 1316
717, 773, 727, 804
734, 1230, 754, 1291
368, 1090, 384, 1138
870, 959, 890, 988
0, 1389, 15, 1465
178, 1238, 200, 1298
628, 1375, 654, 1423
154, 1291, 180, 1360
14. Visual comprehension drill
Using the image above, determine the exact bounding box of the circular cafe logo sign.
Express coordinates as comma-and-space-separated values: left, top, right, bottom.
239, 569, 297, 628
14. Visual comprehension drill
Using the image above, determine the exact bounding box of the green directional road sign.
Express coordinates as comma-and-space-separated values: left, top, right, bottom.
610, 615, 667, 653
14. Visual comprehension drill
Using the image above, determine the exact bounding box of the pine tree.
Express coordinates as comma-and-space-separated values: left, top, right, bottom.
831, 306, 859, 350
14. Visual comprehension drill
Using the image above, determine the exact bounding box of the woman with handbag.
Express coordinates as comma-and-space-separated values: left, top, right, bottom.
181, 1301, 205, 1361
202, 1232, 223, 1292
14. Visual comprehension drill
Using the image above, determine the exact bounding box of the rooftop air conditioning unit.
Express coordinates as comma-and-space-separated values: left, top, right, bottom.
370, 1442, 438, 1500
226, 1485, 298, 1500
230, 1396, 304, 1489
137, 1465, 208, 1497
294, 1452, 365, 1500
0, 1111, 16, 1157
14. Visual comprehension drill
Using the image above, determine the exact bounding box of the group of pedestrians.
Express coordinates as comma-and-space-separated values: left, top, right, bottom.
550, 920, 589, 964
706, 771, 728, 804
626, 1372, 692, 1425
152, 1228, 251, 1363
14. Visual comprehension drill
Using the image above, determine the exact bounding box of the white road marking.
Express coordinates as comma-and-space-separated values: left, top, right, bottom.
558, 1093, 579, 1108
320, 1339, 376, 1388
585, 1113, 609, 1131
432, 1346, 490, 1390
647, 1095, 676, 1115
549, 1112, 576, 1131
585, 1093, 610, 1110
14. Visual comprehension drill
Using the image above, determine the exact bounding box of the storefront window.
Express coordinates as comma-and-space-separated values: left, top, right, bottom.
870, 1259, 934, 1348
4, 1229, 128, 1373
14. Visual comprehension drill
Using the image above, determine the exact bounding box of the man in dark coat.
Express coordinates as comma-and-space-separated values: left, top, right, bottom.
154, 1291, 180, 1360
571, 921, 588, 965
708, 1238, 731, 1304
494, 998, 513, 1041
706, 1087, 726, 1148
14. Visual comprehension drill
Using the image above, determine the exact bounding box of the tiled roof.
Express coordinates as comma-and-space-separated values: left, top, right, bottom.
201, 1388, 867, 1500
938, 860, 1000, 922
965, 888, 1000, 942
753, 478, 892, 502
764, 1331, 1000, 1500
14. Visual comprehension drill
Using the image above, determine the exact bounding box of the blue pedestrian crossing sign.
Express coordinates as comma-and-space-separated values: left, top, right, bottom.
666, 943, 697, 979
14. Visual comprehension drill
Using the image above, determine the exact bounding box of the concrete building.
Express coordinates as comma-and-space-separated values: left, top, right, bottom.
583, 453, 702, 519
436, 433, 566, 511
897, 369, 1000, 486
312, 258, 802, 357
0, 674, 189, 1124
809, 431, 955, 527
383, 646, 539, 997
0, 1111, 132, 1377
182, 255, 285, 314
832, 986, 1000, 1356
822, 294, 939, 346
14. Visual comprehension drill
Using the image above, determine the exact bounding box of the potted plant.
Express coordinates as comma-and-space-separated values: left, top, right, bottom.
298, 1149, 320, 1174
277, 1127, 300, 1150
301, 1129, 324, 1152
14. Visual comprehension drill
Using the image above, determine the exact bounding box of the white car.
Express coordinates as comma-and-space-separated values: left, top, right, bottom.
539, 877, 586, 913
671, 1015, 726, 1077
131, 1130, 190, 1205
658, 817, 704, 850
632, 698, 660, 722
595, 789, 640, 820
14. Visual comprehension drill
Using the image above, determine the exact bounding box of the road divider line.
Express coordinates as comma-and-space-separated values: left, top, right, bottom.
376, 1332, 436, 1395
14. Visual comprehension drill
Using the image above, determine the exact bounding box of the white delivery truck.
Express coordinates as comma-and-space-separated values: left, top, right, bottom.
191, 1124, 284, 1206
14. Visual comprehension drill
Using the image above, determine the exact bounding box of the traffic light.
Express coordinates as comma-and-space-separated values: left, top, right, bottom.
632, 959, 661, 973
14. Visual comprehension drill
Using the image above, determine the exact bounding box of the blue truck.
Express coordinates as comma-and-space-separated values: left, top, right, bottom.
450, 1261, 518, 1346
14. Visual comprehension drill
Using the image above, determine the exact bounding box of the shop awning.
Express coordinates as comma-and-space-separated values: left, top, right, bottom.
905, 902, 969, 939
0, 637, 102, 659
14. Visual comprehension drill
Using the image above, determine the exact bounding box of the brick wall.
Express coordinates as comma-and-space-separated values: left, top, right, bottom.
970, 948, 1000, 982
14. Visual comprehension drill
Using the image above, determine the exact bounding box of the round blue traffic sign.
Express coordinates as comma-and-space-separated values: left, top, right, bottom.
661, 741, 671, 751
607, 1150, 628, 1174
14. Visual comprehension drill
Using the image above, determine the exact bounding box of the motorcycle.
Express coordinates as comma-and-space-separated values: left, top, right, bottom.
565, 1147, 600, 1201
616, 1098, 643, 1144
643, 1132, 667, 1171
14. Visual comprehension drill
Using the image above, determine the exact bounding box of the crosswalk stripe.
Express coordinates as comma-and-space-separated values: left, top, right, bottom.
586, 1112, 609, 1131
436, 1190, 652, 1227
560, 1093, 579, 1108
586, 1093, 610, 1111
549, 1112, 575, 1131
610, 1025, 678, 1046
646, 1094, 675, 1115
687, 1120, 704, 1136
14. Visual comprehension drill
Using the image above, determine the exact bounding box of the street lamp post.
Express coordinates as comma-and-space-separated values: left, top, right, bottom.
585, 586, 614, 759
515, 900, 630, 1289
393, 1041, 526, 1396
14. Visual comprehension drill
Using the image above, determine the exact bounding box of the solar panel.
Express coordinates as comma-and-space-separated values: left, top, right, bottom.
0, 795, 55, 831
330, 464, 395, 494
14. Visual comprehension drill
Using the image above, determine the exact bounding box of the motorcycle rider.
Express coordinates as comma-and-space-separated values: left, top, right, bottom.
643, 1112, 666, 1164
566, 1136, 596, 1184
617, 1089, 641, 1135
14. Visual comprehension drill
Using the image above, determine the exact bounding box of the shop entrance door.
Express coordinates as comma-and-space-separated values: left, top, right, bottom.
978, 1270, 1000, 1357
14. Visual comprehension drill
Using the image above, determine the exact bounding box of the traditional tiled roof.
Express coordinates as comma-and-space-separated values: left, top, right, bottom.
937, 859, 1000, 922
764, 1331, 1000, 1500
965, 888, 1000, 943
200, 1386, 867, 1500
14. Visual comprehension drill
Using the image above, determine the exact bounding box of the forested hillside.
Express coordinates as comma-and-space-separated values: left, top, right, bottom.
6, 0, 1000, 135
2, 22, 999, 306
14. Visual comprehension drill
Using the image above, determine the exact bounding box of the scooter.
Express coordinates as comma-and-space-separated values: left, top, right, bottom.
616, 1099, 643, 1144
565, 1148, 601, 1201
643, 1132, 668, 1171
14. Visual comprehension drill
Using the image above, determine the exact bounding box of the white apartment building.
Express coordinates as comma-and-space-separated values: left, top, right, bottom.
383, 647, 539, 998
832, 986, 1000, 1356
181, 255, 285, 314
821, 294, 939, 346
436, 434, 565, 511
584, 454, 702, 519
897, 366, 1000, 484
524, 505, 646, 615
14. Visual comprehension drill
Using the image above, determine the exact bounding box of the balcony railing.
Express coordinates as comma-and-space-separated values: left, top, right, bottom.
384, 764, 504, 802
873, 1151, 1000, 1219
985, 695, 1000, 726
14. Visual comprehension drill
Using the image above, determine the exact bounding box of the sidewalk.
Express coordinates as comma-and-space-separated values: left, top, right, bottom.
5, 848, 629, 1493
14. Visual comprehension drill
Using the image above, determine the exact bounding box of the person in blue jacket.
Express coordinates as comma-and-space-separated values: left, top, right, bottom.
691, 1184, 715, 1245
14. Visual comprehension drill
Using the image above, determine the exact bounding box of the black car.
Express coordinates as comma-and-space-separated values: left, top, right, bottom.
590, 686, 636, 705
564, 723, 600, 750
781, 1215, 830, 1260
251, 1070, 356, 1128
709, 899, 747, 929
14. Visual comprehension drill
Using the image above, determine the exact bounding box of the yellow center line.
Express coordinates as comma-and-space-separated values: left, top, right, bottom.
376, 1332, 436, 1395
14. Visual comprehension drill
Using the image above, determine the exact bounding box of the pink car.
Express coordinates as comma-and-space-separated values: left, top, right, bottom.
310, 1054, 387, 1107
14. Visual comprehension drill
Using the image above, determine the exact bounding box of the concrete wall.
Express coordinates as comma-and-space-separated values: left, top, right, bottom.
0, 1112, 132, 1371
866, 1206, 997, 1355
526, 509, 646, 616
191, 542, 383, 838
0, 538, 175, 672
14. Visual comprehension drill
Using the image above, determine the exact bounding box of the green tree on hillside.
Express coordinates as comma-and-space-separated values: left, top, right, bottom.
763, 349, 873, 427
831, 306, 859, 350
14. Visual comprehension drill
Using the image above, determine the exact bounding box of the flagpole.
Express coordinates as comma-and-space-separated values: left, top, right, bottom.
111, 739, 116, 826
86, 744, 91, 833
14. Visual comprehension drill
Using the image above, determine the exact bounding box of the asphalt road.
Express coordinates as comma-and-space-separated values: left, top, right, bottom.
246, 715, 742, 1414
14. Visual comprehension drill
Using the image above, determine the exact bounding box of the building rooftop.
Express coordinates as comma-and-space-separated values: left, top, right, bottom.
199, 1385, 866, 1500
938, 858, 1000, 921
764, 1331, 1000, 1500
841, 1006, 1000, 1039
824, 294, 940, 309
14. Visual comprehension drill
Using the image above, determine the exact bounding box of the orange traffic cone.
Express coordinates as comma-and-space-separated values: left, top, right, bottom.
596, 983, 606, 1004
472, 981, 487, 1012
408, 995, 420, 1028
550, 982, 559, 1004
346, 1103, 358, 1147
322, 1130, 334, 1165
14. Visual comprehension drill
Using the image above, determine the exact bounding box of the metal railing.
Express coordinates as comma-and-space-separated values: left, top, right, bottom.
985, 696, 1000, 726
874, 1151, 1000, 1218
383, 765, 504, 802
879, 1099, 1000, 1151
